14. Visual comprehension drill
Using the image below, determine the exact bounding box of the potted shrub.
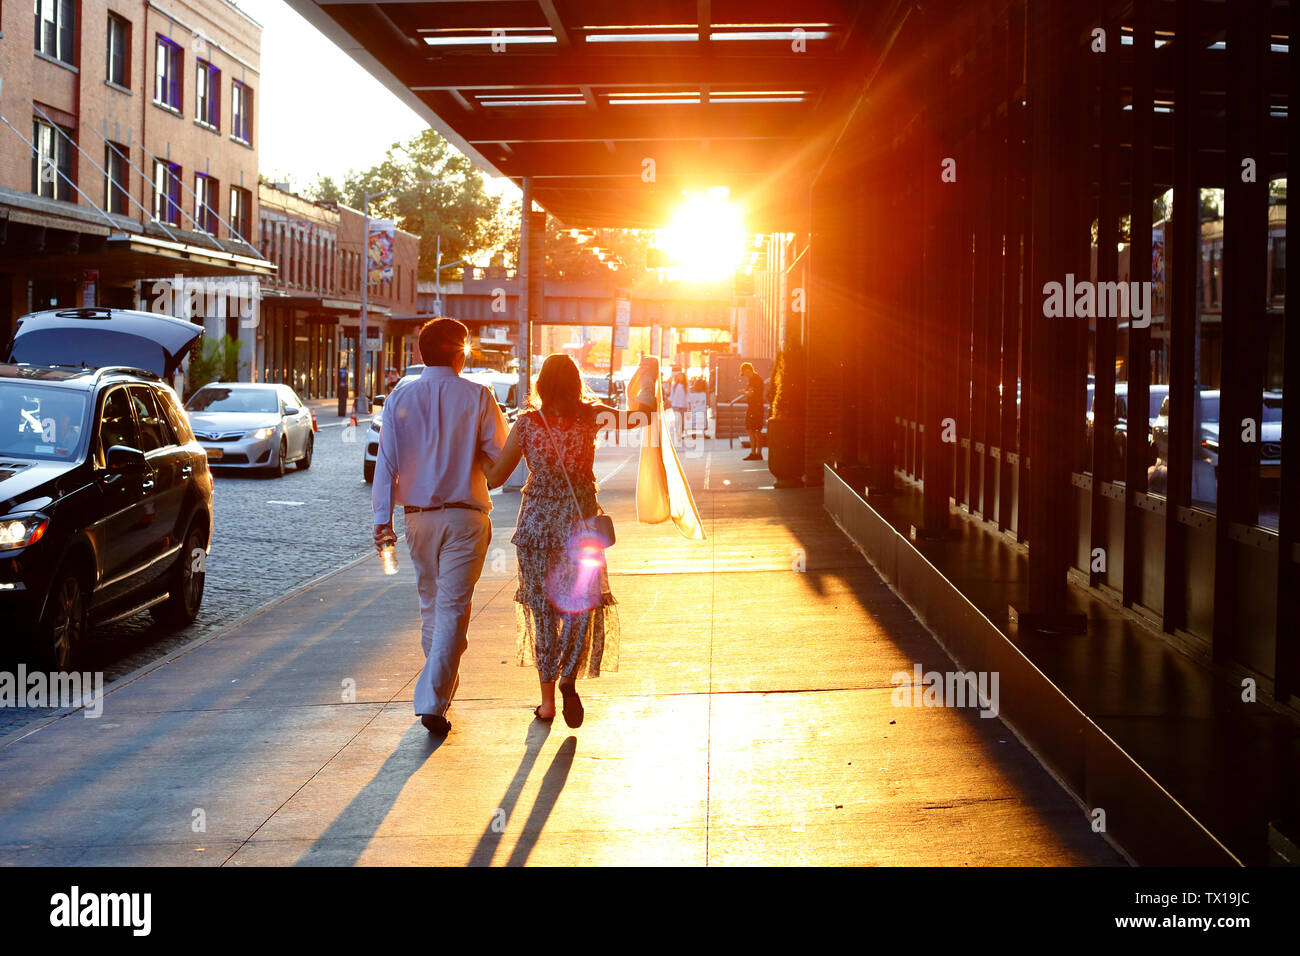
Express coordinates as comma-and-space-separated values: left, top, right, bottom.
185, 334, 245, 399
766, 344, 806, 488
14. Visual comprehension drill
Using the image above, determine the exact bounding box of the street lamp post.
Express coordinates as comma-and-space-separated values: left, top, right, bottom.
433, 234, 467, 317
354, 178, 445, 416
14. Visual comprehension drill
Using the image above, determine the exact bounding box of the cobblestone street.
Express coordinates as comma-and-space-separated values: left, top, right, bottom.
0, 410, 527, 738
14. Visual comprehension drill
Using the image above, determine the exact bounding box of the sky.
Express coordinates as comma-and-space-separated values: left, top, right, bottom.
232, 0, 516, 199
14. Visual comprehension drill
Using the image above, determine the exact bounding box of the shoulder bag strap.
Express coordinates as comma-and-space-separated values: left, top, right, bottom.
536, 409, 588, 525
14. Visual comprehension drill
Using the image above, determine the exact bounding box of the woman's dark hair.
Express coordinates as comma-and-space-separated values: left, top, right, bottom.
529, 353, 597, 418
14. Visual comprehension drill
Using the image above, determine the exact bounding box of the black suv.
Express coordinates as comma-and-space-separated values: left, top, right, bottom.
0, 308, 214, 668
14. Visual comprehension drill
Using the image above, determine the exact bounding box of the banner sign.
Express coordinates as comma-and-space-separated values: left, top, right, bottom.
613, 289, 631, 351
367, 220, 396, 284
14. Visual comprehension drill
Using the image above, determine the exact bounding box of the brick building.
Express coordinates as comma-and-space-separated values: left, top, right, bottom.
0, 0, 273, 342
257, 182, 418, 399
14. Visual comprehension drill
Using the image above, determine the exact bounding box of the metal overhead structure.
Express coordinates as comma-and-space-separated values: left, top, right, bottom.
282, 0, 892, 229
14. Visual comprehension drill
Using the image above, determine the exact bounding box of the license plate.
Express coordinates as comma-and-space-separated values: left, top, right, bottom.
205, 448, 223, 460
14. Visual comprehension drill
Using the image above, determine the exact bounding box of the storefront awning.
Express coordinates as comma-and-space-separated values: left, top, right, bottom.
262, 294, 365, 314
0, 191, 275, 282
102, 233, 276, 280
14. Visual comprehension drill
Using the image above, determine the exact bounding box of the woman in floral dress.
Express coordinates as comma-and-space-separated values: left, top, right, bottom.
485, 354, 651, 727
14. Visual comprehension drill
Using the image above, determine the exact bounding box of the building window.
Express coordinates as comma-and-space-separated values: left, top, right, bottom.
194, 173, 218, 233
196, 59, 220, 129
229, 185, 251, 241
107, 14, 130, 88
31, 118, 73, 201
152, 158, 181, 225
231, 81, 252, 145
35, 0, 76, 66
154, 35, 183, 110
105, 142, 130, 215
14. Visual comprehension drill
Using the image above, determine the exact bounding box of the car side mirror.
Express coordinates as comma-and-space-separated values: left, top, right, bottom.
106, 445, 148, 474
373, 395, 386, 407
283, 406, 300, 416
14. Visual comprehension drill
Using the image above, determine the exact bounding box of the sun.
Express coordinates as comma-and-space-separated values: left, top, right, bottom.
656, 188, 748, 283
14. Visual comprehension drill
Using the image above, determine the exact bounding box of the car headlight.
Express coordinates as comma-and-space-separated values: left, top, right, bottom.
0, 514, 49, 551
247, 427, 275, 440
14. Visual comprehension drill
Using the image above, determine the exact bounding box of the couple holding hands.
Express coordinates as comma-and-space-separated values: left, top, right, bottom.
372, 318, 703, 737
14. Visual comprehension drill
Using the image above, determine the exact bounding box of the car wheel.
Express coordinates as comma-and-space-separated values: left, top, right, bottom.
32, 566, 87, 670
152, 521, 207, 630
363, 459, 375, 483
271, 437, 287, 477
298, 433, 314, 470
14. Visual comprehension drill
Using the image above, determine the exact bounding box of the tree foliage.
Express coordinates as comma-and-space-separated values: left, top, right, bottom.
186, 335, 245, 397
544, 220, 654, 281
304, 131, 508, 281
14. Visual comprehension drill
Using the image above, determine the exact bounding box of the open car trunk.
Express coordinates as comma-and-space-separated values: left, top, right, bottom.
6, 308, 203, 379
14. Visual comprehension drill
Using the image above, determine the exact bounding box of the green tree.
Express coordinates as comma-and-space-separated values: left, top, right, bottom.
186, 335, 245, 396
544, 220, 654, 281
307, 131, 508, 281
307, 175, 344, 203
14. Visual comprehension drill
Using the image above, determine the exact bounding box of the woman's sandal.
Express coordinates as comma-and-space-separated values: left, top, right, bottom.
533, 705, 554, 722
559, 684, 584, 729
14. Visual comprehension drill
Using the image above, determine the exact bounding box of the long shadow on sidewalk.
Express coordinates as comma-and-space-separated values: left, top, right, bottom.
293, 726, 446, 866
466, 722, 578, 866
502, 737, 577, 867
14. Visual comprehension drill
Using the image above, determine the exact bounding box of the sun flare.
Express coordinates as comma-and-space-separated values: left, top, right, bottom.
656, 188, 748, 283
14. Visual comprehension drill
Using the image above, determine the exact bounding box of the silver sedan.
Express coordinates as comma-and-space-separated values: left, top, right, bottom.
186, 383, 315, 476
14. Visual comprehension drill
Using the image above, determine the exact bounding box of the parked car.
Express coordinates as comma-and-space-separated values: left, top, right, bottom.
463, 366, 518, 407
583, 372, 625, 407
186, 382, 314, 476
0, 307, 213, 667
1193, 390, 1283, 473
1151, 389, 1221, 463
1087, 382, 1170, 473
1149, 388, 1222, 503
1260, 390, 1284, 480
363, 365, 424, 483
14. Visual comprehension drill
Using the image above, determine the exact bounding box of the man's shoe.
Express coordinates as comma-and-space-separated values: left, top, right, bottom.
420, 714, 451, 736
743, 453, 763, 461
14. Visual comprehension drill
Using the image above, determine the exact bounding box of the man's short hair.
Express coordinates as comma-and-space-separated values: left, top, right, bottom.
740, 362, 755, 375
419, 318, 469, 366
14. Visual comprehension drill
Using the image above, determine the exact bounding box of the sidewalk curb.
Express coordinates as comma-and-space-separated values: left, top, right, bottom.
0, 544, 389, 752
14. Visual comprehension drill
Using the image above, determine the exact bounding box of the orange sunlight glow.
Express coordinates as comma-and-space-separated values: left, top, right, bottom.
656, 187, 748, 283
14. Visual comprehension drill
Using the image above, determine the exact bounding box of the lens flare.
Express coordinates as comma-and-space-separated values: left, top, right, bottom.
545, 529, 608, 613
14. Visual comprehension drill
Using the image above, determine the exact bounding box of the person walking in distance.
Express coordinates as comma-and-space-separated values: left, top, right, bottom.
668, 369, 689, 444
739, 362, 766, 461
372, 318, 508, 737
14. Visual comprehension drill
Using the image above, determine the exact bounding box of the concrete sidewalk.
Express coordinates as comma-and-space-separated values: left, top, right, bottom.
0, 437, 1123, 866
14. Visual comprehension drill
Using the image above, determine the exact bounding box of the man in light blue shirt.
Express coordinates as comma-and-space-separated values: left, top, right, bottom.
372, 318, 508, 736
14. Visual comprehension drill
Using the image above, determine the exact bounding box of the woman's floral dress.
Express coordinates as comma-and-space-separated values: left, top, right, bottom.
512, 406, 620, 681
